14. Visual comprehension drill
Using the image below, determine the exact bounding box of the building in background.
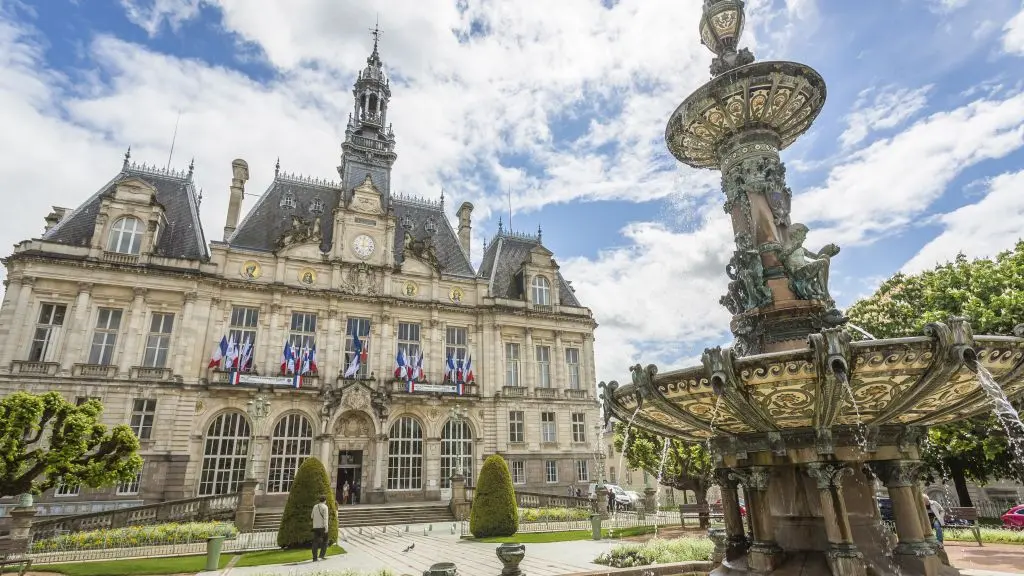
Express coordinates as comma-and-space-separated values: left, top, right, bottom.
0, 35, 599, 514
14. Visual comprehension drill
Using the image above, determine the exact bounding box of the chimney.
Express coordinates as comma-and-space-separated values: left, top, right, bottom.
223, 159, 249, 241
44, 207, 69, 233
457, 201, 473, 256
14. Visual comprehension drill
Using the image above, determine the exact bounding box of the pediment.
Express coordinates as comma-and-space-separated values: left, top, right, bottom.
528, 245, 557, 267
112, 177, 158, 204
276, 241, 325, 261
399, 254, 436, 278
349, 174, 383, 215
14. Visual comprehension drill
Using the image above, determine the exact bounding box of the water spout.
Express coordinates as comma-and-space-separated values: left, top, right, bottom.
959, 347, 980, 373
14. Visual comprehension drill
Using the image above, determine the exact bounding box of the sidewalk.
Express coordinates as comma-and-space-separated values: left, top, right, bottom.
947, 542, 1024, 575
203, 525, 619, 576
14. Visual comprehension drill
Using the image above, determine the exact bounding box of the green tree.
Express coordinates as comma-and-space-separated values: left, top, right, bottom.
846, 241, 1024, 505
0, 391, 141, 498
277, 457, 338, 548
469, 455, 518, 538
613, 423, 714, 525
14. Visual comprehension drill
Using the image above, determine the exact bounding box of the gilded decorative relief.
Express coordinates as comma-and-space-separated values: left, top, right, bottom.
241, 260, 262, 280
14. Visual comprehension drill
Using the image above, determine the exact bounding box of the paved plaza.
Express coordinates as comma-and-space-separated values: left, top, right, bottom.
204, 525, 619, 576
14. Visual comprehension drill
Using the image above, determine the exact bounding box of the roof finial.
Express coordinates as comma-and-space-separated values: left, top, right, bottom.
497, 216, 504, 235
197, 187, 203, 208
440, 187, 445, 210
369, 16, 382, 64
122, 145, 132, 171
275, 157, 280, 177
537, 222, 543, 242
187, 157, 195, 181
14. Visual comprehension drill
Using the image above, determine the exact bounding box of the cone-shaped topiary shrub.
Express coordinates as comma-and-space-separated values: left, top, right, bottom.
277, 457, 338, 548
469, 455, 519, 538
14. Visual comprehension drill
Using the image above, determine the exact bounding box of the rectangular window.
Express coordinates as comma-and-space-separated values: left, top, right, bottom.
505, 343, 520, 387
288, 311, 317, 351
571, 413, 586, 443
510, 461, 526, 485
54, 481, 80, 497
508, 411, 525, 443
536, 345, 551, 388
117, 461, 143, 495
345, 317, 372, 378
610, 467, 618, 484
143, 313, 174, 368
576, 460, 590, 482
130, 399, 157, 440
445, 326, 467, 361
566, 347, 581, 389
545, 460, 558, 483
229, 306, 259, 369
397, 322, 421, 360
29, 303, 66, 362
541, 412, 556, 443
88, 308, 122, 365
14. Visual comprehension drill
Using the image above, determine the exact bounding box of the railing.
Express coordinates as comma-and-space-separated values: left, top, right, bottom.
9, 361, 59, 376
515, 491, 593, 510
28, 528, 276, 564
349, 134, 392, 153
30, 493, 239, 541
102, 251, 140, 265
1, 500, 142, 519
564, 389, 589, 400
72, 363, 117, 378
129, 366, 173, 381
389, 380, 479, 397
461, 508, 684, 537
534, 388, 559, 399
501, 386, 528, 397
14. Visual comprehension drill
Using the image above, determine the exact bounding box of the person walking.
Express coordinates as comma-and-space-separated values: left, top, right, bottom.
342, 481, 351, 505
311, 495, 329, 562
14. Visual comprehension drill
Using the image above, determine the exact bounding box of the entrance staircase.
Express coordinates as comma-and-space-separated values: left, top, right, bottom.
253, 502, 456, 530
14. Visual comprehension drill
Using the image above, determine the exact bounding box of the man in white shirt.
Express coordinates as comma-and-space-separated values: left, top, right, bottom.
311, 495, 329, 561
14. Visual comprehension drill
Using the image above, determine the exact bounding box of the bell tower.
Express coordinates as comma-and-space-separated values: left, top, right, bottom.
338, 23, 398, 206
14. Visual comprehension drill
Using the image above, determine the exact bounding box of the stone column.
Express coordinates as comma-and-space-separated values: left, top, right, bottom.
716, 468, 749, 561
171, 292, 197, 377
9, 504, 36, 553
234, 478, 259, 532
806, 463, 866, 576
0, 276, 30, 367
553, 331, 564, 389
525, 328, 535, 393
493, 322, 504, 388
731, 466, 783, 573
595, 484, 609, 519
582, 334, 595, 395
871, 460, 939, 576
61, 281, 93, 370
372, 433, 387, 494
319, 434, 333, 464
325, 309, 342, 378
119, 287, 148, 374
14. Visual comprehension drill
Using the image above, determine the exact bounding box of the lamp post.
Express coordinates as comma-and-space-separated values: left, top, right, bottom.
245, 393, 271, 481
594, 423, 609, 519
594, 424, 607, 485
449, 405, 469, 478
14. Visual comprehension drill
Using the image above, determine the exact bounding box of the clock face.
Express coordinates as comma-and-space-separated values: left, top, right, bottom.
352, 234, 376, 259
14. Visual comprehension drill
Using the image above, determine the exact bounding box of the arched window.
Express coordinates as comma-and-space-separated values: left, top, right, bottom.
199, 412, 250, 495
266, 413, 313, 493
531, 275, 551, 305
107, 217, 143, 255
440, 419, 473, 488
387, 417, 422, 490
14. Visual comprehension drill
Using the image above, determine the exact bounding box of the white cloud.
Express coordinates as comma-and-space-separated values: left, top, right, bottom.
797, 91, 1024, 247
902, 169, 1024, 273
839, 84, 933, 149
119, 0, 202, 36
929, 0, 974, 12
1004, 5, 1024, 56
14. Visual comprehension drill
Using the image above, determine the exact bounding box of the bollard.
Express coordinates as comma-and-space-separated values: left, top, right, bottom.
422, 561, 458, 576
205, 535, 226, 571
590, 514, 602, 541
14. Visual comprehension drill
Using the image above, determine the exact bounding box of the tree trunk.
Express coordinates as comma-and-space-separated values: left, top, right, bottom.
949, 464, 973, 507
696, 482, 710, 529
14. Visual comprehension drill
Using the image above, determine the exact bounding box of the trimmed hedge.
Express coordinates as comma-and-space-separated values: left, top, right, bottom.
30, 521, 237, 553
277, 457, 338, 548
469, 455, 518, 538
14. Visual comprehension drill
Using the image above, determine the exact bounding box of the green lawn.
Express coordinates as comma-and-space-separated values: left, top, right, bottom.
6, 544, 345, 575
475, 525, 659, 543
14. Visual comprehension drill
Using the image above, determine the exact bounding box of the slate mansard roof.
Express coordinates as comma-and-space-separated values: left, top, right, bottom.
41, 162, 209, 261
478, 231, 582, 307
227, 169, 475, 278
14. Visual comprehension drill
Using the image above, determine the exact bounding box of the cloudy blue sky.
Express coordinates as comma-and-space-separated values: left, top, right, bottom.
2, 0, 1024, 383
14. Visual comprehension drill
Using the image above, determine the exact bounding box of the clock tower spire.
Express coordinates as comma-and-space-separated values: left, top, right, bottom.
338, 22, 397, 206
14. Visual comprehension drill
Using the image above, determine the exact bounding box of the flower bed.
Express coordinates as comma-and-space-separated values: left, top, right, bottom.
519, 507, 591, 522
594, 537, 714, 568
31, 521, 239, 553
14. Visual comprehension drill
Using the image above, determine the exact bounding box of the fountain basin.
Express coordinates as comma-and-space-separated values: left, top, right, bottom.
601, 320, 1024, 454
665, 60, 827, 169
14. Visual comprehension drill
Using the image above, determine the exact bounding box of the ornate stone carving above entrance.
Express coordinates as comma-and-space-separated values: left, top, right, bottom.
343, 386, 371, 411
335, 410, 374, 438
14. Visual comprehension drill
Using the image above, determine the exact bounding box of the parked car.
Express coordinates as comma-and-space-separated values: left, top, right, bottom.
588, 483, 633, 510
625, 491, 642, 508
1002, 504, 1024, 530
710, 498, 747, 517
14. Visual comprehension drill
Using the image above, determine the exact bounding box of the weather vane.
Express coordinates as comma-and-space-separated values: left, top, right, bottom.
370, 14, 382, 48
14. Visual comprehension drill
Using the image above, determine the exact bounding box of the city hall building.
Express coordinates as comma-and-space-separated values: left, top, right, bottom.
0, 37, 599, 512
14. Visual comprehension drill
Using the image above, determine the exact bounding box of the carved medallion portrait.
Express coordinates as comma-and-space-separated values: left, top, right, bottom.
241, 260, 262, 280
298, 268, 317, 286
449, 286, 465, 303
403, 281, 418, 298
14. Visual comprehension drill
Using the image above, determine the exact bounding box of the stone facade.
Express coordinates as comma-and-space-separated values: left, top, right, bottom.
0, 37, 599, 513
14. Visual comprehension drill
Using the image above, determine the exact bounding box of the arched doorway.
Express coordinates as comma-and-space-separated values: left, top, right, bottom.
333, 410, 375, 505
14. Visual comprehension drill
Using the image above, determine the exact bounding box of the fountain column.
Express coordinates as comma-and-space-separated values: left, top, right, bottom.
871, 461, 940, 576
716, 468, 749, 561
806, 463, 866, 576
732, 466, 783, 572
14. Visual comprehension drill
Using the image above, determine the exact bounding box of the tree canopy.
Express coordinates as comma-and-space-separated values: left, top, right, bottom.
0, 391, 142, 498
613, 422, 714, 516
846, 241, 1024, 505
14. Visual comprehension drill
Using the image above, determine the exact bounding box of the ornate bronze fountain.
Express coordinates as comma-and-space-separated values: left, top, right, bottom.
600, 2, 1024, 575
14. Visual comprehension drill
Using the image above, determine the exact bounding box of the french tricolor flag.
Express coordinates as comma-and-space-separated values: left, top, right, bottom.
394, 349, 408, 380
228, 370, 241, 385
208, 336, 228, 368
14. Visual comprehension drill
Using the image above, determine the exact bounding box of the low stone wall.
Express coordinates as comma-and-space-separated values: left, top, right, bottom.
559, 561, 713, 576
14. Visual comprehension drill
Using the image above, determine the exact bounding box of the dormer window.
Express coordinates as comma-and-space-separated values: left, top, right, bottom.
280, 192, 296, 210
107, 216, 143, 255
531, 275, 551, 306
310, 197, 325, 215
